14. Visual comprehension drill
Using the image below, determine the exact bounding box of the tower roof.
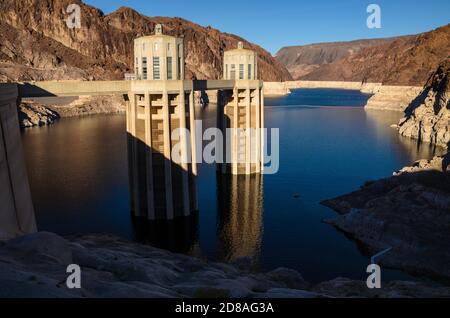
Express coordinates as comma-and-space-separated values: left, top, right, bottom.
224, 41, 256, 55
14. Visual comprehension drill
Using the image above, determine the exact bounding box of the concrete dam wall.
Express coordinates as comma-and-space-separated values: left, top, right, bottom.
0, 84, 36, 240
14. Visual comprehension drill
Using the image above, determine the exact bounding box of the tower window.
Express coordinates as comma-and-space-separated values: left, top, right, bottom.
142, 57, 147, 80
239, 64, 244, 80
153, 57, 160, 80
167, 57, 173, 80
230, 64, 236, 80
225, 64, 228, 79
248, 64, 252, 80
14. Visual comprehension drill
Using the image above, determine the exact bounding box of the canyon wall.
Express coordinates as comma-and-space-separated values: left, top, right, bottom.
276, 37, 404, 80
278, 24, 450, 87
0, 0, 292, 82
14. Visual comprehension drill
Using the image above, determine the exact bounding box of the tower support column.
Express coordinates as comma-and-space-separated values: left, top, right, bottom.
127, 82, 198, 220
219, 80, 264, 175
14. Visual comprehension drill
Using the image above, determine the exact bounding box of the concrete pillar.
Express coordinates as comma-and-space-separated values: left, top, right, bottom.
261, 86, 265, 172
144, 92, 155, 220
0, 84, 36, 240
220, 81, 264, 175
189, 90, 199, 211
245, 87, 251, 175
127, 92, 143, 217
216, 90, 227, 175
232, 87, 239, 175
162, 89, 174, 220
255, 87, 261, 174
178, 88, 190, 216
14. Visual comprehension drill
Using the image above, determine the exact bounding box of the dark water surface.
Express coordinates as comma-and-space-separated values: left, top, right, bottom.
21, 89, 444, 283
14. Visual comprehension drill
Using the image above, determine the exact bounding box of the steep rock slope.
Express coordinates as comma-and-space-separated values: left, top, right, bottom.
276, 37, 404, 80
300, 24, 450, 86
0, 0, 292, 82
398, 58, 450, 148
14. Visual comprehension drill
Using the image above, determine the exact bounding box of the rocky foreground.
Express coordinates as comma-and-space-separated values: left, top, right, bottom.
1, 232, 450, 298
322, 153, 450, 282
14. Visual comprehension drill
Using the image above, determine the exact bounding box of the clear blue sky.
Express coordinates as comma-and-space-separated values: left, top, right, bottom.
84, 0, 450, 54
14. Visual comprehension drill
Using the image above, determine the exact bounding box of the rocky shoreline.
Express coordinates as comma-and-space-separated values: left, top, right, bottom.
18, 95, 127, 128
322, 153, 450, 282
1, 232, 450, 298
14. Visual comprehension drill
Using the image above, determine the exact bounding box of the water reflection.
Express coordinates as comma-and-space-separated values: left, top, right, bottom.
364, 109, 446, 162
216, 174, 264, 265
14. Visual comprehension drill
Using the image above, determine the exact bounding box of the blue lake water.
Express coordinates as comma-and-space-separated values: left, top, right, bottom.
21, 89, 444, 283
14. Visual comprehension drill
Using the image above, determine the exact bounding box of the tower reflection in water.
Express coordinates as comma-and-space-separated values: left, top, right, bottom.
217, 174, 264, 266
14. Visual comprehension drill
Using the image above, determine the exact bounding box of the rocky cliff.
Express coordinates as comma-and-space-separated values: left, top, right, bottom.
286, 24, 450, 86
397, 58, 450, 148
276, 37, 404, 80
0, 0, 291, 82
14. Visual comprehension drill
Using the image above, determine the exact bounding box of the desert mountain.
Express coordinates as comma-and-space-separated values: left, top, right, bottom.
276, 37, 407, 80
0, 0, 292, 82
289, 24, 450, 86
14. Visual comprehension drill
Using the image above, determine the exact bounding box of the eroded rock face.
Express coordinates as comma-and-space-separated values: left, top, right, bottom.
322, 153, 450, 281
398, 59, 450, 149
299, 24, 450, 86
0, 0, 291, 82
18, 101, 60, 128
276, 37, 405, 80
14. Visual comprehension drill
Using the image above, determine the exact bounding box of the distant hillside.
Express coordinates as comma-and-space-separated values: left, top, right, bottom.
281, 24, 450, 86
276, 37, 406, 80
0, 0, 292, 82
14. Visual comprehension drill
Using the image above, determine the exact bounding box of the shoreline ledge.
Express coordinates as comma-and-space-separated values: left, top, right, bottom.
322, 153, 450, 283
1, 232, 450, 298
